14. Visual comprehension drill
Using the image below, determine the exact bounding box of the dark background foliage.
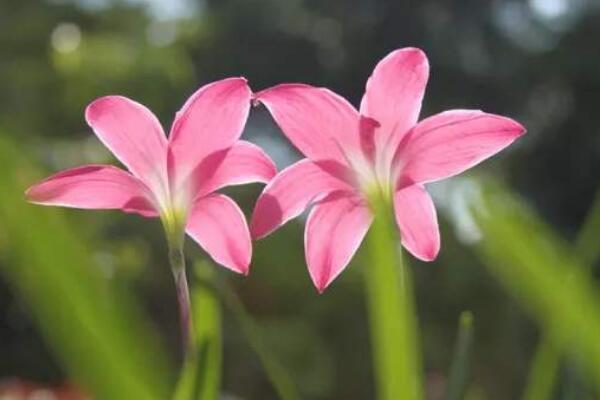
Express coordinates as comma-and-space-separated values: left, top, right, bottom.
0, 0, 599, 398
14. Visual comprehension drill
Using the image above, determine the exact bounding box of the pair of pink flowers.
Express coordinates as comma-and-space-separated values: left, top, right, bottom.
27, 48, 525, 292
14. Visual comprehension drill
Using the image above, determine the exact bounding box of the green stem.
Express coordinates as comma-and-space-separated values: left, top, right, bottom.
364, 194, 423, 400
169, 244, 195, 358
173, 261, 222, 400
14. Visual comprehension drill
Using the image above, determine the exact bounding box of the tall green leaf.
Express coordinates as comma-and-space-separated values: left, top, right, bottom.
445, 311, 475, 400
522, 188, 600, 400
473, 179, 600, 394
0, 136, 169, 399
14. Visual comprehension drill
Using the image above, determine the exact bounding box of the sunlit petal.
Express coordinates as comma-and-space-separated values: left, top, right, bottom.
189, 140, 277, 199
168, 77, 252, 192
85, 96, 168, 193
25, 165, 157, 217
360, 48, 429, 157
398, 110, 526, 185
305, 191, 372, 292
255, 84, 361, 164
393, 184, 440, 261
186, 194, 252, 274
250, 159, 354, 239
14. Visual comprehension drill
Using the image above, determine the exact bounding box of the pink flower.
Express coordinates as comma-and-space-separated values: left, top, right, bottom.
251, 48, 525, 292
26, 77, 276, 274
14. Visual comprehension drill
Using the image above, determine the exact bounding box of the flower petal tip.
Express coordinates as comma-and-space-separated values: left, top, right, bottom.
236, 263, 251, 276
491, 114, 527, 136
23, 186, 34, 201
264, 159, 278, 181
23, 180, 49, 203
513, 121, 527, 137
385, 47, 429, 67
312, 275, 330, 294
253, 83, 313, 102
84, 95, 122, 124
249, 192, 284, 240
251, 93, 261, 107
249, 219, 269, 240
411, 244, 440, 262
309, 265, 337, 295
421, 251, 438, 262
23, 186, 45, 204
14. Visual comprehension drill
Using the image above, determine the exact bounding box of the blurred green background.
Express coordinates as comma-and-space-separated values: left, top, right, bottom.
1, 0, 599, 399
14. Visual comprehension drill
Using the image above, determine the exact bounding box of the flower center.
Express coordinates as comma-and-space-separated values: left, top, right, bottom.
157, 181, 194, 248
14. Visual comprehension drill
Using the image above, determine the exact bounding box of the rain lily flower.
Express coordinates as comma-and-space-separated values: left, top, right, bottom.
26, 77, 276, 350
26, 77, 275, 274
251, 48, 525, 292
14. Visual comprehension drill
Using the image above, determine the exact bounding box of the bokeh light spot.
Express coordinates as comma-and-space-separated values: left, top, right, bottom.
50, 22, 81, 53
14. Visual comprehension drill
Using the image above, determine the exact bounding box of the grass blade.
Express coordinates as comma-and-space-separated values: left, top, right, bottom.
221, 281, 301, 400
523, 335, 560, 400
574, 188, 600, 265
445, 311, 475, 400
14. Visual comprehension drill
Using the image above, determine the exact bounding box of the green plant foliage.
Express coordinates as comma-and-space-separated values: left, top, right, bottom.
0, 136, 170, 399
522, 188, 600, 400
473, 179, 600, 395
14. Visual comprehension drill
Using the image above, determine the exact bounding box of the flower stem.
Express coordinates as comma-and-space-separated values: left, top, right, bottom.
364, 193, 423, 400
169, 244, 195, 358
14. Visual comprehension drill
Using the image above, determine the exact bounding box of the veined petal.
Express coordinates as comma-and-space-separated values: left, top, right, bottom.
305, 191, 372, 292
85, 96, 168, 192
255, 84, 361, 164
25, 165, 158, 217
394, 185, 440, 261
168, 77, 252, 191
189, 140, 277, 199
359, 48, 429, 157
398, 110, 526, 185
250, 159, 355, 239
186, 194, 251, 274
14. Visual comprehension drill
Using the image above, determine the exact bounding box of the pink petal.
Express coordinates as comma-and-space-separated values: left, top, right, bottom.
250, 159, 355, 239
188, 140, 277, 199
25, 165, 157, 217
398, 110, 526, 185
85, 96, 168, 193
168, 77, 252, 191
255, 84, 361, 164
394, 185, 440, 261
359, 48, 429, 156
305, 191, 372, 292
186, 194, 251, 274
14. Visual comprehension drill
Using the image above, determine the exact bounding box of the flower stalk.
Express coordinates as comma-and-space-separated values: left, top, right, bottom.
169, 244, 195, 357
164, 210, 195, 358
364, 191, 423, 400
